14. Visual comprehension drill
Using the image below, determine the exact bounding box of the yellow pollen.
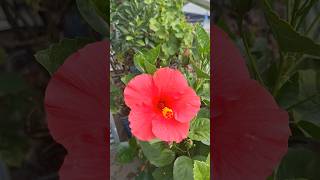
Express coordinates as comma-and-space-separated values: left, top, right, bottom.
162, 107, 174, 119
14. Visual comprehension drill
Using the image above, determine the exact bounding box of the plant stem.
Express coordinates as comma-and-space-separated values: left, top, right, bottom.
173, 144, 186, 153
287, 0, 291, 22
238, 21, 265, 86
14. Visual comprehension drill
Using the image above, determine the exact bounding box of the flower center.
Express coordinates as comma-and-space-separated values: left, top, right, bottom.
162, 107, 174, 119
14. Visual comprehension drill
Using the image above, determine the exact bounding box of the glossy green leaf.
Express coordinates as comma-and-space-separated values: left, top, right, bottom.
144, 45, 160, 64
139, 140, 175, 167
144, 60, 157, 74
173, 156, 194, 180
121, 74, 135, 85
188, 118, 210, 144
115, 142, 137, 164
262, 0, 320, 56
193, 160, 210, 180
194, 24, 209, 55
192, 155, 206, 162
34, 38, 92, 75
152, 164, 173, 180
91, 0, 109, 23
293, 70, 320, 126
133, 53, 146, 73
76, 0, 109, 36
276, 147, 320, 179
298, 120, 320, 140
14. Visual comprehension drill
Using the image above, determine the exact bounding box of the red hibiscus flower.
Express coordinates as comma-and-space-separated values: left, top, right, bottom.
45, 41, 108, 180
124, 67, 201, 143
212, 25, 291, 179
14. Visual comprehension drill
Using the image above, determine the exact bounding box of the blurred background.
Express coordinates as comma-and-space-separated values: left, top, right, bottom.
0, 0, 101, 179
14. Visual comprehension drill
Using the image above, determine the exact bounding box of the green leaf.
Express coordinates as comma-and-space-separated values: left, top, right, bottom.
126, 36, 134, 41
144, 60, 157, 74
262, 0, 320, 57
133, 53, 146, 73
293, 70, 320, 126
34, 38, 92, 75
194, 24, 209, 55
206, 153, 210, 164
190, 59, 210, 79
115, 142, 137, 164
192, 155, 206, 162
197, 108, 210, 119
121, 74, 135, 85
188, 118, 210, 144
298, 120, 320, 140
76, 0, 109, 36
0, 73, 28, 96
139, 140, 175, 167
91, 0, 109, 23
276, 147, 320, 179
192, 141, 210, 156
173, 156, 194, 180
193, 160, 210, 180
144, 45, 160, 65
152, 164, 173, 180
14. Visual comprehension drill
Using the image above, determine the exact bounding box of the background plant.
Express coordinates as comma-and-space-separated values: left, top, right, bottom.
111, 0, 210, 179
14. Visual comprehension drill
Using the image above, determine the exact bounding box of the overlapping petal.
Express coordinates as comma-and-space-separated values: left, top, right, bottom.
45, 41, 108, 180
213, 25, 290, 180
124, 67, 200, 142
151, 115, 190, 143
124, 74, 157, 110
128, 108, 156, 141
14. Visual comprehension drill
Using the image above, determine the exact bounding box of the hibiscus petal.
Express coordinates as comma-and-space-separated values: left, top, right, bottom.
124, 74, 157, 110
128, 108, 156, 141
172, 87, 201, 123
152, 116, 190, 143
45, 41, 108, 179
213, 25, 250, 96
213, 25, 290, 180
214, 80, 290, 179
153, 67, 189, 97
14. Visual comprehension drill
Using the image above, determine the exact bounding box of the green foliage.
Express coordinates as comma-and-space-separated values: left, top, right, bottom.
35, 38, 93, 75
275, 147, 320, 179
133, 46, 160, 74
121, 74, 135, 85
152, 164, 173, 180
111, 0, 157, 53
148, 0, 194, 58
76, 0, 109, 36
188, 118, 210, 145
262, 0, 320, 57
173, 156, 194, 180
138, 140, 175, 167
116, 141, 138, 164
193, 160, 210, 180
